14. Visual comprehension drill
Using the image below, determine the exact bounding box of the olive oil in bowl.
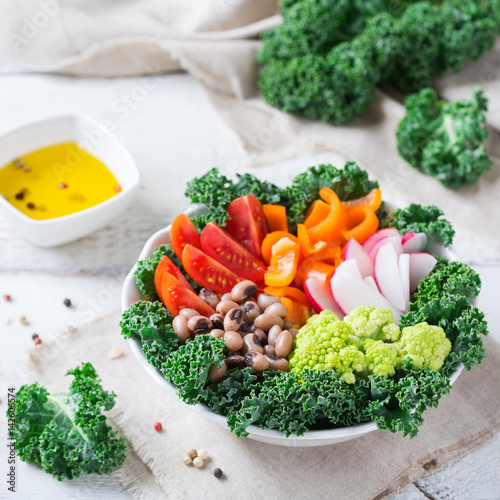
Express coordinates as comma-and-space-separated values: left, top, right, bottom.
0, 142, 121, 220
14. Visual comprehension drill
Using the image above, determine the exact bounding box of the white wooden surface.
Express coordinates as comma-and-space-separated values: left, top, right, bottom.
0, 72, 499, 500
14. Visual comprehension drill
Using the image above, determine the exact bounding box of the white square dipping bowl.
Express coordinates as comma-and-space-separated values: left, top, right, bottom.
0, 114, 140, 247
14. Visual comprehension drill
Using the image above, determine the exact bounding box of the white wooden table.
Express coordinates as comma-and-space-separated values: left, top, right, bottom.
0, 71, 499, 500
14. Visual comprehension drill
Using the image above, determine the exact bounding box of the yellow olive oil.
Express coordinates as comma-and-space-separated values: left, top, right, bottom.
0, 142, 121, 220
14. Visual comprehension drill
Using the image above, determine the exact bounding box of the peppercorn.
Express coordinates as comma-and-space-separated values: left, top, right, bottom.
32, 333, 39, 340
183, 456, 192, 465
187, 449, 197, 459
19, 315, 28, 325
213, 468, 223, 479
63, 298, 72, 307
154, 422, 162, 432
15, 192, 24, 200
27, 202, 35, 209
3, 294, 11, 301
59, 183, 68, 189
193, 457, 204, 468
34, 337, 42, 346
197, 449, 208, 460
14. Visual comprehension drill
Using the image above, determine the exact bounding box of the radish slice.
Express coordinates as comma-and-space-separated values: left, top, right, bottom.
368, 234, 403, 262
402, 232, 427, 253
343, 238, 373, 278
398, 253, 410, 312
336, 259, 363, 280
401, 232, 414, 244
409, 253, 437, 292
305, 277, 344, 319
363, 227, 400, 252
364, 276, 379, 293
374, 243, 406, 312
331, 266, 400, 321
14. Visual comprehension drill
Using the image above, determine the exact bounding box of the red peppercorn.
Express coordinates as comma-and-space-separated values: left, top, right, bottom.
114, 184, 122, 192
3, 294, 11, 301
59, 183, 68, 189
154, 422, 162, 432
34, 337, 42, 346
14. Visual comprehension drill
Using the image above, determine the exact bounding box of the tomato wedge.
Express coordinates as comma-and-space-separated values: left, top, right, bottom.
200, 222, 267, 282
160, 272, 215, 317
182, 244, 242, 294
170, 213, 201, 261
224, 195, 269, 258
154, 255, 194, 301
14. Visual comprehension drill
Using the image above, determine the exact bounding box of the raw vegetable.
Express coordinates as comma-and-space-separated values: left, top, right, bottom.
10, 363, 127, 480
265, 237, 301, 287
258, 0, 500, 124
344, 305, 400, 342
383, 204, 455, 247
181, 244, 242, 294
155, 255, 195, 300
170, 213, 202, 261
263, 204, 289, 232
135, 244, 198, 300
262, 231, 299, 264
397, 87, 493, 189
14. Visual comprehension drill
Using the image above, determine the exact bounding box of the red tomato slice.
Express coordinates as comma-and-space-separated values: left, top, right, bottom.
182, 244, 242, 294
160, 271, 215, 317
200, 222, 267, 282
224, 195, 269, 258
154, 255, 194, 301
170, 213, 201, 261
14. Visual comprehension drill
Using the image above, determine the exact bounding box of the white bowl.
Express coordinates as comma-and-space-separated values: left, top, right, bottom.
121, 205, 464, 447
0, 114, 140, 247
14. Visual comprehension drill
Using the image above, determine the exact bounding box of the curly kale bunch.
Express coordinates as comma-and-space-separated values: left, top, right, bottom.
10, 363, 127, 480
258, 0, 500, 124
397, 88, 493, 189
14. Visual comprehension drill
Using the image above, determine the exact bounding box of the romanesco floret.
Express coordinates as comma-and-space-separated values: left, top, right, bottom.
362, 339, 402, 378
289, 310, 366, 384
397, 322, 451, 371
344, 305, 401, 342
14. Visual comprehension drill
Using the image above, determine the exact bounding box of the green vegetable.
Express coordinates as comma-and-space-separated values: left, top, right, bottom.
258, 0, 500, 124
120, 300, 178, 371
162, 335, 226, 404
10, 363, 127, 480
385, 204, 455, 246
288, 310, 367, 384
397, 87, 493, 189
344, 305, 401, 341
134, 244, 197, 300
397, 322, 452, 370
362, 339, 402, 378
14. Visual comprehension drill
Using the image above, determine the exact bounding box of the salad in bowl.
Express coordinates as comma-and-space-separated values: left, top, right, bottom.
120, 163, 487, 446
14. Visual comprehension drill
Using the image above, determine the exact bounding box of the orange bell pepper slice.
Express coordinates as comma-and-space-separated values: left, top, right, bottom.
294, 257, 336, 288
261, 231, 299, 265
304, 200, 331, 228
280, 297, 312, 329
341, 188, 382, 212
307, 188, 347, 244
264, 237, 300, 287
263, 286, 310, 307
312, 245, 342, 265
297, 224, 327, 257
263, 205, 289, 233
341, 205, 379, 244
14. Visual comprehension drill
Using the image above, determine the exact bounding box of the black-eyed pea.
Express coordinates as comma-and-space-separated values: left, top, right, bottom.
187, 315, 212, 334
199, 288, 219, 309
221, 293, 233, 301
263, 345, 276, 356
264, 354, 290, 372
224, 308, 244, 331
173, 315, 191, 343
267, 324, 282, 347
242, 301, 261, 323
179, 308, 199, 320
264, 302, 288, 319
225, 354, 245, 369
210, 313, 224, 330
216, 300, 240, 315
283, 320, 293, 330
208, 363, 227, 383
244, 351, 269, 371
231, 280, 258, 303
254, 328, 267, 345
254, 313, 283, 332
289, 328, 299, 340
224, 331, 244, 351
257, 293, 281, 310
241, 333, 263, 355
275, 330, 293, 358
210, 328, 225, 339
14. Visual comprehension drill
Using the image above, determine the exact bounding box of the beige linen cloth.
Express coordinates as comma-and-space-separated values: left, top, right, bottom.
22, 311, 500, 500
